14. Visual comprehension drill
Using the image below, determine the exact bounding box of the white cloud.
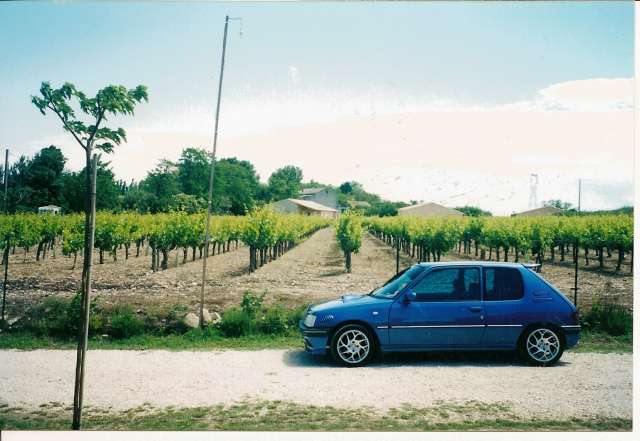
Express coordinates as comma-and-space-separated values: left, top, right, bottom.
288, 66, 300, 85
27, 77, 633, 214
503, 78, 633, 112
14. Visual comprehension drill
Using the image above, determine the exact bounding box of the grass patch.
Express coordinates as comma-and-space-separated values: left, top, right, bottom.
569, 331, 632, 353
1, 329, 631, 353
0, 400, 630, 431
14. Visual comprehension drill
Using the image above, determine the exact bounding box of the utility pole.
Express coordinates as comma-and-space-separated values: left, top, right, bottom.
199, 15, 241, 328
577, 179, 581, 212
3, 149, 8, 213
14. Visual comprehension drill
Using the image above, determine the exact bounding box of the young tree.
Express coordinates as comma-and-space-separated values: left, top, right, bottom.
32, 81, 147, 430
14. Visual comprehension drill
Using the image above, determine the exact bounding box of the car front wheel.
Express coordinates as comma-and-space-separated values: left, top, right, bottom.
519, 326, 564, 366
330, 324, 376, 367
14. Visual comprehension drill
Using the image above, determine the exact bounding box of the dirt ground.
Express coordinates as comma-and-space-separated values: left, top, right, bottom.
3, 228, 413, 318
3, 227, 632, 318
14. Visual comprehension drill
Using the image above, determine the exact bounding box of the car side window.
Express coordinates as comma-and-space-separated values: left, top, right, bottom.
483, 268, 524, 301
412, 268, 480, 302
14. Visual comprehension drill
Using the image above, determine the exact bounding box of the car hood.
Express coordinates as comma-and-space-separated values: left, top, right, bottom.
309, 293, 388, 313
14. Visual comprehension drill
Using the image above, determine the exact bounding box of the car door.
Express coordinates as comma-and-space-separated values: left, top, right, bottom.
481, 266, 527, 347
388, 266, 485, 348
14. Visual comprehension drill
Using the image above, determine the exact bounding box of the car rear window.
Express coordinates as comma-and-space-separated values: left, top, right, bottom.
483, 267, 523, 301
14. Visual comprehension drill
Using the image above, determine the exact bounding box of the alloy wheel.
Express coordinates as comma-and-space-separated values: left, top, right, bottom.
336, 329, 371, 364
526, 328, 561, 363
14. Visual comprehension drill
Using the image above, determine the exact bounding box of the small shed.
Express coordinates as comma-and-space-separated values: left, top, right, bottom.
397, 202, 463, 218
512, 206, 564, 217
38, 205, 61, 215
271, 198, 338, 219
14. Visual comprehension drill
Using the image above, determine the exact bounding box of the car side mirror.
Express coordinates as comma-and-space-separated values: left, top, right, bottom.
403, 290, 417, 303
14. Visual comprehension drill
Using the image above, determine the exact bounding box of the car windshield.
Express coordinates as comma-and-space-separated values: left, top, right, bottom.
370, 265, 425, 298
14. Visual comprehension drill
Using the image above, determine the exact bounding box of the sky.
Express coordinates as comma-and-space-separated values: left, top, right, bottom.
0, 1, 635, 215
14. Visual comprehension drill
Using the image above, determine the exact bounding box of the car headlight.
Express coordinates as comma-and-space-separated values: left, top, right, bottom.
303, 313, 316, 327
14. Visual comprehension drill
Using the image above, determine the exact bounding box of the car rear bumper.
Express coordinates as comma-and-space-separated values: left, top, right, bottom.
299, 321, 329, 355
562, 325, 581, 348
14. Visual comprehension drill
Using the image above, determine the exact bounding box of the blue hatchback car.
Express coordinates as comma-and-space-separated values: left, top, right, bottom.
299, 262, 580, 367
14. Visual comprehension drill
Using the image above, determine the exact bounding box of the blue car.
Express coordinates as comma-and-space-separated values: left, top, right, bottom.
299, 262, 580, 367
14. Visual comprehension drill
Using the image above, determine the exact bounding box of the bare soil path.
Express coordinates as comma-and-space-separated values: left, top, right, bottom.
0, 349, 631, 420
5, 227, 410, 317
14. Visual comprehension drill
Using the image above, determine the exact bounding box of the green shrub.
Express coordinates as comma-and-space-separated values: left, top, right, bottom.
258, 307, 289, 335
219, 308, 252, 337
159, 305, 190, 335
22, 294, 101, 338
109, 305, 144, 339
240, 291, 264, 319
581, 301, 632, 336
286, 305, 308, 326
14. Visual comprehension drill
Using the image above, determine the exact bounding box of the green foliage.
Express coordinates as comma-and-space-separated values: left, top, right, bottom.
455, 206, 492, 217
219, 308, 253, 338
267, 165, 303, 201
108, 305, 145, 339
32, 82, 148, 154
581, 301, 632, 336
240, 291, 264, 319
336, 211, 363, 272
336, 211, 363, 254
257, 306, 289, 335
20, 293, 101, 338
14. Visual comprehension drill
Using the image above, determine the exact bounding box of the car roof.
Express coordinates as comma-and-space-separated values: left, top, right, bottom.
415, 261, 530, 269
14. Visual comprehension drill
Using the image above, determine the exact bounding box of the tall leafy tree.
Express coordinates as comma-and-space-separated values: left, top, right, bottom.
140, 159, 180, 212
32, 81, 147, 430
60, 161, 121, 213
214, 158, 261, 214
177, 147, 210, 198
267, 165, 303, 201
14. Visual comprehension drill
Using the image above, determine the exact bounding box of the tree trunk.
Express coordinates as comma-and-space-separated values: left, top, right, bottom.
36, 242, 43, 261
584, 247, 589, 266
345, 251, 352, 273
598, 247, 604, 269
99, 250, 104, 264
1, 246, 9, 323
504, 247, 509, 262
616, 247, 624, 272
183, 248, 188, 264
161, 250, 168, 270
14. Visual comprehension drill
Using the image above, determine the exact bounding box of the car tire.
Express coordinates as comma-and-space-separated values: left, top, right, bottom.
330, 324, 376, 367
518, 326, 564, 366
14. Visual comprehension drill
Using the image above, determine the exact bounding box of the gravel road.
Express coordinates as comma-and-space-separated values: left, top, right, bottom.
0, 349, 631, 419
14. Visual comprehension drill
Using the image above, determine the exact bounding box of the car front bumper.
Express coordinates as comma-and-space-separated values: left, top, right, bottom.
299, 321, 330, 355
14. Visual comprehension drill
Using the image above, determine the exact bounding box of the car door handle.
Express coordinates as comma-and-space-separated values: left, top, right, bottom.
469, 306, 482, 312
